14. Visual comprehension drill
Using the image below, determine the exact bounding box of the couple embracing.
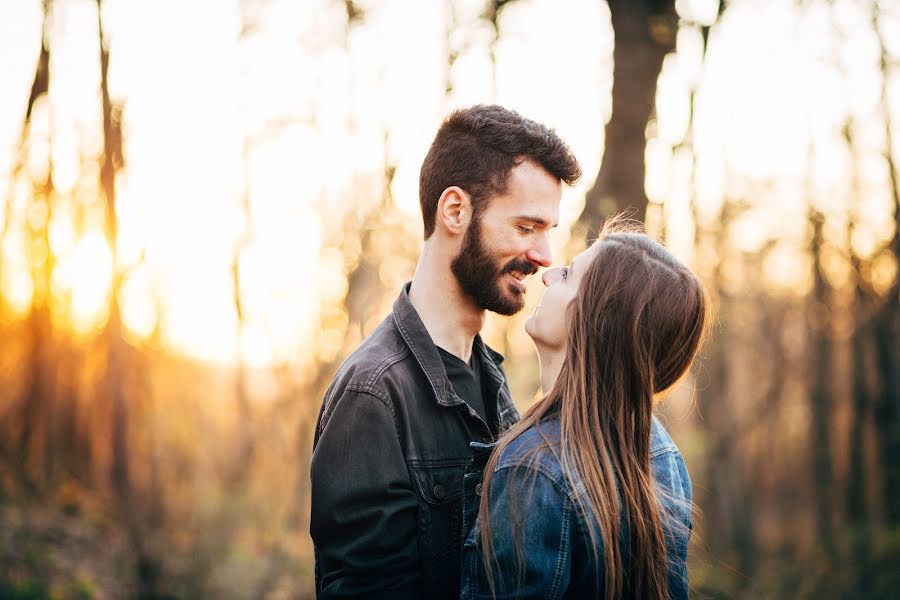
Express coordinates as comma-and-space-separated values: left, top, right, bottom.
310, 105, 708, 600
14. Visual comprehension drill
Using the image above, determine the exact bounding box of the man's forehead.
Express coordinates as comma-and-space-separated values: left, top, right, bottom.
488, 187, 561, 223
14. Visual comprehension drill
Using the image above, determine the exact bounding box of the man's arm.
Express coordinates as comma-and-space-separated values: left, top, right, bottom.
310, 388, 421, 599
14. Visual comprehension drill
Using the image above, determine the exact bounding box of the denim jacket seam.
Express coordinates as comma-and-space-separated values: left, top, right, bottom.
319, 387, 404, 465
344, 385, 411, 466
341, 385, 393, 412
320, 385, 387, 431
650, 444, 678, 459
493, 461, 572, 500
488, 463, 573, 599
549, 497, 572, 599
358, 347, 412, 393
344, 382, 389, 404
496, 393, 518, 429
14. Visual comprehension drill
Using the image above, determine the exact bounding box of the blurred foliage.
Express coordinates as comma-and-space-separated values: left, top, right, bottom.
1, 0, 899, 598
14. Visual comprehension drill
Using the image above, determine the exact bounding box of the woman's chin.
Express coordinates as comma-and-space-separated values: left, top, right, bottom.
524, 316, 537, 339
524, 320, 546, 350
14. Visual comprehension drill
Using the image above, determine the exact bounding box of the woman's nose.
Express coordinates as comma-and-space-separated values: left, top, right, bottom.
542, 268, 560, 287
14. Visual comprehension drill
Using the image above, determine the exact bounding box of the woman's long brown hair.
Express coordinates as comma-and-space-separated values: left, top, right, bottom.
478, 219, 710, 599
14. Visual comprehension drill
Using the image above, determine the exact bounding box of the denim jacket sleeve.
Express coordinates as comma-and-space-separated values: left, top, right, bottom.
461, 464, 574, 600
650, 448, 693, 600
310, 389, 421, 599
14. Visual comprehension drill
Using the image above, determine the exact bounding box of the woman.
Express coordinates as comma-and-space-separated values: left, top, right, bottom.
461, 221, 709, 600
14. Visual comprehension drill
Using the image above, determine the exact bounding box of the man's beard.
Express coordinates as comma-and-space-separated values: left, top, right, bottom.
451, 215, 536, 316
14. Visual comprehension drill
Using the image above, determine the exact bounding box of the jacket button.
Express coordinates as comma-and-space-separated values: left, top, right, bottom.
475, 483, 483, 496
433, 484, 446, 499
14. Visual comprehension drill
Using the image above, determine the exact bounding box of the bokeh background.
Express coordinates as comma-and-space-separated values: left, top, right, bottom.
1, 0, 899, 598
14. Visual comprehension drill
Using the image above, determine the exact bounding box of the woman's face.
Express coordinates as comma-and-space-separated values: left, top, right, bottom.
525, 242, 600, 351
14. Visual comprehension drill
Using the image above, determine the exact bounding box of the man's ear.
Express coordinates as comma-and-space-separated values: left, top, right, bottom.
435, 186, 472, 235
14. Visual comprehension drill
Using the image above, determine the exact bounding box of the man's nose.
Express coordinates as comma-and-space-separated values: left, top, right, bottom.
526, 234, 552, 269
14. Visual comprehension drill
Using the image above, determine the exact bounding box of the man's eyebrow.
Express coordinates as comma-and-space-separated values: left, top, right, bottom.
513, 215, 559, 228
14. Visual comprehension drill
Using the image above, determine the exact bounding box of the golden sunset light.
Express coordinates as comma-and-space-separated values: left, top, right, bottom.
0, 0, 897, 597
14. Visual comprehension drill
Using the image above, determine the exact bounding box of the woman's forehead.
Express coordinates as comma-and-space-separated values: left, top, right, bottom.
575, 241, 601, 264
568, 242, 601, 282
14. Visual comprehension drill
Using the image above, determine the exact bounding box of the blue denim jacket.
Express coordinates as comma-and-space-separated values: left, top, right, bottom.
460, 416, 692, 600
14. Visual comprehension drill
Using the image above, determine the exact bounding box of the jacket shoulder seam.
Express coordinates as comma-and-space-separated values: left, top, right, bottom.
650, 444, 679, 458
360, 347, 411, 393
343, 384, 390, 405
493, 460, 572, 499
332, 386, 405, 457
319, 386, 392, 432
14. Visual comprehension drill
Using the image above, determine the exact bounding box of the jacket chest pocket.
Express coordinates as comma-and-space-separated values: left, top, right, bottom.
409, 462, 467, 599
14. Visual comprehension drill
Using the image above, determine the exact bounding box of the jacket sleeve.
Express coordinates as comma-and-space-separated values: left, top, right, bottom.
669, 452, 693, 600
462, 466, 573, 600
652, 450, 692, 600
310, 388, 421, 599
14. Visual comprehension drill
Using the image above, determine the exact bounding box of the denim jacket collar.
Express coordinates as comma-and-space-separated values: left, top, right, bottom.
487, 416, 679, 476
392, 281, 509, 415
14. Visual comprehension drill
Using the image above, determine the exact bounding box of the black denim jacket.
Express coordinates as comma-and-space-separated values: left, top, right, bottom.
310, 283, 520, 599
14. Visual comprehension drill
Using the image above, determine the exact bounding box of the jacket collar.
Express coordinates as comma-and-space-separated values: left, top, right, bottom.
392, 282, 507, 410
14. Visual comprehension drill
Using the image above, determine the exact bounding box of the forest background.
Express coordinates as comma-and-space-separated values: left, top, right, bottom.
1, 0, 899, 598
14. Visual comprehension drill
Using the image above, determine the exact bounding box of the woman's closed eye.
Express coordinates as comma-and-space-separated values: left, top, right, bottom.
561, 266, 569, 280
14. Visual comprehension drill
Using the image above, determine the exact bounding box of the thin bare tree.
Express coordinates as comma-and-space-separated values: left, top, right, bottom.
870, 0, 900, 526
15, 0, 55, 495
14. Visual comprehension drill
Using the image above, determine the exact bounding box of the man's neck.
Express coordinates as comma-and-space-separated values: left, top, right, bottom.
408, 245, 485, 364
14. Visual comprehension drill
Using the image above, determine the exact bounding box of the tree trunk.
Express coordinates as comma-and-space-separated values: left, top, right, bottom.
575, 0, 676, 237
871, 0, 900, 526
699, 203, 758, 584
97, 1, 165, 595
842, 107, 874, 592
808, 209, 835, 555
847, 287, 873, 594
97, 0, 130, 503
16, 0, 54, 494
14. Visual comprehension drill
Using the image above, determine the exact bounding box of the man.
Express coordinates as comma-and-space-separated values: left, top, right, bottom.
310, 104, 581, 599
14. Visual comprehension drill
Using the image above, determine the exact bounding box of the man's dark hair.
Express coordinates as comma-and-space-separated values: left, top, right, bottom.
418, 104, 582, 239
